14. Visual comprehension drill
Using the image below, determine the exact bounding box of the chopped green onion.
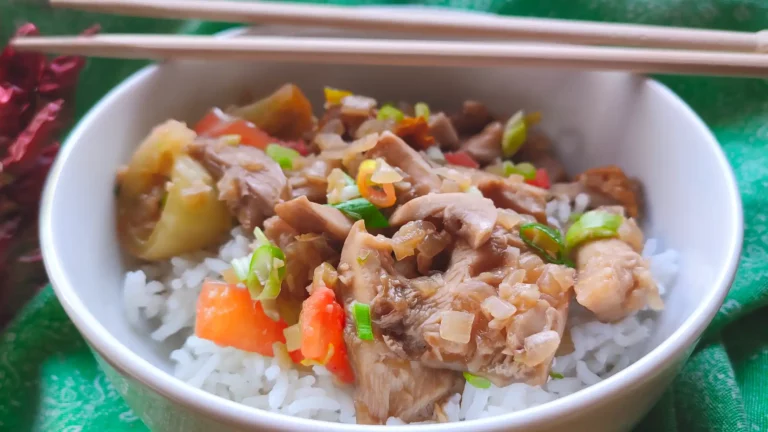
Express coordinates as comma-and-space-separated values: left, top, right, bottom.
511, 162, 537, 180
568, 212, 584, 223
377, 104, 405, 122
356, 250, 370, 265
353, 302, 374, 341
500, 161, 536, 180
332, 198, 389, 229
246, 244, 286, 301
414, 102, 430, 120
239, 229, 287, 304
265, 143, 300, 170
502, 111, 527, 157
565, 210, 624, 252
519, 222, 568, 265
231, 255, 252, 281
549, 371, 564, 380
463, 372, 492, 389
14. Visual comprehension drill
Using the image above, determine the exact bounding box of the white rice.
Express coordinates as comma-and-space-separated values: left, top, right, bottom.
123, 193, 679, 424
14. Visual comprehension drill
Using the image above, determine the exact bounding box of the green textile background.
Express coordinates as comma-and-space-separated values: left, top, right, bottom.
1, 1, 767, 431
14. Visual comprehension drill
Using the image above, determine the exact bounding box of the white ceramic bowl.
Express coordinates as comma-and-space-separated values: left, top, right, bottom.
41, 14, 742, 432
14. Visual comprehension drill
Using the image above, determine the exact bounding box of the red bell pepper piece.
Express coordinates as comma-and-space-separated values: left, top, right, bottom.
525, 168, 551, 189
300, 287, 355, 383
194, 108, 310, 155
444, 151, 479, 169
193, 107, 231, 135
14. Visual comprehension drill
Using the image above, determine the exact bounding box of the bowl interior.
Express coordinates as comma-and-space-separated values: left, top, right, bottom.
44, 43, 740, 422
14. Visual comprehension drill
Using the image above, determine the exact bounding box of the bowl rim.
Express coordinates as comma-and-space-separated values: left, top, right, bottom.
40, 21, 743, 432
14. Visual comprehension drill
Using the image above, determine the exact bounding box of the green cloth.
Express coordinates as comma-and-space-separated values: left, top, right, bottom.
2, 1, 767, 431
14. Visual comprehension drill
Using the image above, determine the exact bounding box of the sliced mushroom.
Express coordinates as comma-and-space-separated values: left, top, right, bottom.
366, 132, 442, 197
389, 193, 498, 248
274, 195, 352, 241
460, 121, 503, 165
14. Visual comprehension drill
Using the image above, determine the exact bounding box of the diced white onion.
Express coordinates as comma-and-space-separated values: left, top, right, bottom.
314, 133, 347, 151
521, 330, 560, 366
481, 296, 517, 320
340, 95, 377, 116
355, 119, 394, 139
326, 168, 361, 204
497, 209, 524, 230
283, 324, 302, 352
425, 146, 446, 163
370, 158, 404, 184
434, 167, 472, 191
440, 311, 475, 344
272, 342, 294, 370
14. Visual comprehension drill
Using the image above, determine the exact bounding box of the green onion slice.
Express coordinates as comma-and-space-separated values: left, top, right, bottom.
502, 111, 527, 158
568, 212, 584, 223
549, 372, 564, 380
565, 210, 624, 252
414, 102, 430, 120
265, 143, 300, 170
253, 227, 270, 248
353, 302, 374, 341
332, 198, 389, 229
231, 255, 251, 281
519, 222, 567, 265
501, 161, 536, 180
377, 104, 405, 122
463, 372, 492, 389
511, 162, 536, 180
237, 229, 287, 304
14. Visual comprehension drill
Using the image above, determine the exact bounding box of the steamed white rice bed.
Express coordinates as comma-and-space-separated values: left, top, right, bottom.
123, 193, 679, 424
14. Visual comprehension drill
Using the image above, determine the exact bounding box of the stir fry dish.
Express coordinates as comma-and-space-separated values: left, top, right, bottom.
116, 83, 664, 424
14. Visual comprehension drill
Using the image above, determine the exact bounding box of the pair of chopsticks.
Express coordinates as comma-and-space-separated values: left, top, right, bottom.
11, 0, 768, 77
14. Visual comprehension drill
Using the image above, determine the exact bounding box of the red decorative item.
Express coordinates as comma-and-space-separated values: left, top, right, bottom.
0, 24, 45, 92
2, 100, 63, 175
0, 23, 93, 327
0, 84, 31, 138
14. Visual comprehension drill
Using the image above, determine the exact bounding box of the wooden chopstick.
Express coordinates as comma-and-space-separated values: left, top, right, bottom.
51, 0, 768, 52
12, 34, 768, 78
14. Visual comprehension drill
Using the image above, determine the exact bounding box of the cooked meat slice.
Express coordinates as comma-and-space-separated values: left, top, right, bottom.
460, 121, 503, 164
389, 193, 497, 248
188, 139, 290, 231
274, 196, 352, 241
428, 112, 460, 150
576, 165, 642, 218
339, 221, 463, 424
471, 172, 548, 223
515, 132, 567, 183
341, 213, 574, 393
287, 157, 341, 203
450, 100, 494, 135
264, 216, 339, 298
366, 132, 442, 196
573, 216, 663, 322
